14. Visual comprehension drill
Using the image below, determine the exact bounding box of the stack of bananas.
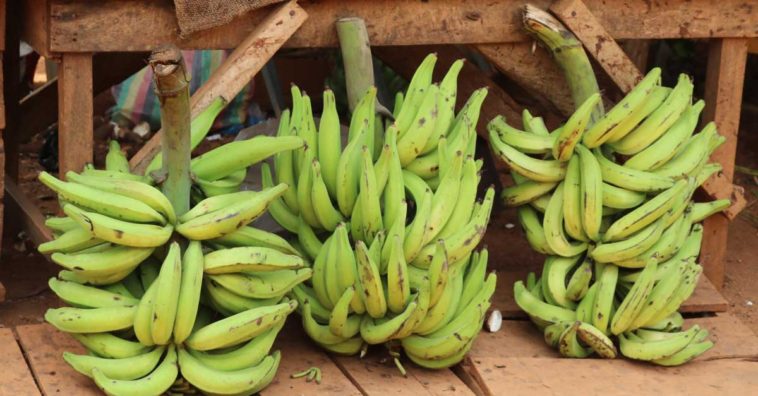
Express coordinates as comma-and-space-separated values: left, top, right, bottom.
38, 126, 310, 394
265, 54, 498, 369
489, 68, 730, 366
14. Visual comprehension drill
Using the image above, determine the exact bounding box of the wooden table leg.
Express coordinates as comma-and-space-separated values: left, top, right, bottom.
57, 52, 93, 177
700, 38, 749, 290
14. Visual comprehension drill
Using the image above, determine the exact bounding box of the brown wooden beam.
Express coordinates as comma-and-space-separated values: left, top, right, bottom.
551, 0, 643, 93
699, 38, 749, 290
57, 52, 93, 176
31, 0, 758, 53
5, 179, 54, 246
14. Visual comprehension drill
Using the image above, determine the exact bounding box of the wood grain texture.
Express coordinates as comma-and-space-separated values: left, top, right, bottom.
332, 353, 474, 396
700, 38, 749, 289
551, 0, 643, 93
262, 322, 362, 395
15, 324, 100, 396
57, 52, 93, 176
476, 43, 574, 116
21, 0, 48, 56
0, 328, 40, 396
34, 0, 758, 53
466, 356, 758, 396
129, 0, 307, 173
5, 179, 54, 246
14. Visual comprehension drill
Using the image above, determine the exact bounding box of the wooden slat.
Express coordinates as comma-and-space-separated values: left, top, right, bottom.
469, 313, 758, 361
332, 352, 474, 396
467, 356, 758, 396
476, 43, 574, 116
262, 322, 361, 395
38, 0, 758, 53
57, 52, 93, 176
21, 0, 48, 56
5, 179, 54, 246
463, 312, 758, 396
128, 0, 308, 174
0, 328, 40, 396
15, 324, 100, 396
700, 37, 749, 289
551, 0, 643, 93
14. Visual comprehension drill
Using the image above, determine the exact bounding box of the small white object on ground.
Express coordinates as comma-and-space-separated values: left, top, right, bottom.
505, 223, 515, 229
486, 309, 503, 332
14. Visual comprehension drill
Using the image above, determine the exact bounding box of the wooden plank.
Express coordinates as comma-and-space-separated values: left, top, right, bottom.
57, 52, 93, 176
468, 312, 758, 361
262, 322, 362, 396
129, 0, 308, 174
21, 0, 49, 56
700, 37, 749, 289
332, 352, 474, 396
0, 328, 40, 396
476, 43, 574, 116
551, 0, 643, 93
5, 179, 54, 246
466, 356, 758, 396
15, 324, 99, 396
42, 0, 758, 53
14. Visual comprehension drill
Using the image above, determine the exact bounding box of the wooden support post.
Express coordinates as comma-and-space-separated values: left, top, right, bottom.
129, 0, 307, 174
700, 38, 749, 290
57, 52, 93, 176
550, 0, 643, 93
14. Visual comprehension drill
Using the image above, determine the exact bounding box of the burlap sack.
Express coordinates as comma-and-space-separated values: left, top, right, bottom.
173, 0, 285, 37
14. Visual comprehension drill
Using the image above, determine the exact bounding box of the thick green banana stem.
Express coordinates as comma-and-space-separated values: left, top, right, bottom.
522, 5, 604, 120
150, 45, 193, 217
336, 17, 376, 112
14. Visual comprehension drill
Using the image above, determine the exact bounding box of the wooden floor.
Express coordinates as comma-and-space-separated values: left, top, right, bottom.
1, 278, 755, 396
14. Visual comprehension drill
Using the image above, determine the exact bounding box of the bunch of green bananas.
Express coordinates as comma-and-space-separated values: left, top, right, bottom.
264, 54, 498, 369
39, 127, 310, 394
490, 67, 730, 366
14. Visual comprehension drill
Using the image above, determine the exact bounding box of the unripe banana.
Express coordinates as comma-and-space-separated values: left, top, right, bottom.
203, 246, 306, 274
583, 68, 662, 147
553, 93, 600, 161
92, 345, 177, 396
186, 300, 296, 351
46, 305, 137, 333
191, 135, 304, 181
40, 172, 166, 224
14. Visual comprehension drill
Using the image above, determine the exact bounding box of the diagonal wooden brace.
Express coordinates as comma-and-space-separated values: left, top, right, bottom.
129, 0, 308, 174
550, 0, 643, 93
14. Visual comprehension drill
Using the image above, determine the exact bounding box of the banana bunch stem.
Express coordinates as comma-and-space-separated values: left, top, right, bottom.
522, 5, 604, 122
150, 45, 193, 217
337, 17, 376, 112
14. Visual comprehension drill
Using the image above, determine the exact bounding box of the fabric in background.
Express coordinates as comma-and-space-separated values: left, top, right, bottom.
173, 0, 285, 37
110, 50, 258, 134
